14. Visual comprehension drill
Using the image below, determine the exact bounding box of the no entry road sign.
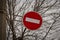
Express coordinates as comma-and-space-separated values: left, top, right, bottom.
22, 11, 42, 30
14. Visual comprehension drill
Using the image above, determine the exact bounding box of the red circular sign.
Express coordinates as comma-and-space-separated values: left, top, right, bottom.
22, 11, 42, 30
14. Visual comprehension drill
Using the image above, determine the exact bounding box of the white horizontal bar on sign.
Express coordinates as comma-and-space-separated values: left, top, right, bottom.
25, 17, 40, 24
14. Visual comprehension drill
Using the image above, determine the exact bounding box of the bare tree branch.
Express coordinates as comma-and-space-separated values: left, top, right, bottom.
42, 0, 57, 15
42, 14, 60, 40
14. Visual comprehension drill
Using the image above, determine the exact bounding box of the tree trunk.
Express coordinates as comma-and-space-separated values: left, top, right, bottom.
0, 0, 6, 40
